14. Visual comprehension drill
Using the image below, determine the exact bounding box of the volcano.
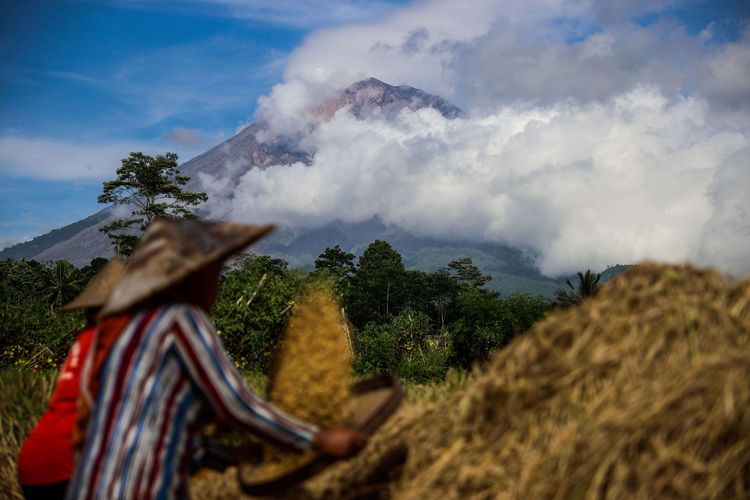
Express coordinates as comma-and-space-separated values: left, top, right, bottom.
0, 78, 582, 297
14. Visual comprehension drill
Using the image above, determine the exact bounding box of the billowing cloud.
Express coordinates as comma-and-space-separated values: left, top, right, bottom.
202, 86, 749, 276
197, 0, 750, 276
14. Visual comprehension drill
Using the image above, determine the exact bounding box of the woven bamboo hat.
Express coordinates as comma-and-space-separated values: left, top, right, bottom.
60, 258, 127, 312
101, 218, 275, 316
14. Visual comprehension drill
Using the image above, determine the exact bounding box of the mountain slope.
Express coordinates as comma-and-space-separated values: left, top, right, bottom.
0, 209, 110, 262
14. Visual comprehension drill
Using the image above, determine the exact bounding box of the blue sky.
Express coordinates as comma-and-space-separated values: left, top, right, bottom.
0, 0, 748, 253
0, 0, 406, 247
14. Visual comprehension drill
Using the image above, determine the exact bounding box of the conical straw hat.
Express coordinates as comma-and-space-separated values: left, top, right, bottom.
101, 218, 275, 316
60, 258, 127, 312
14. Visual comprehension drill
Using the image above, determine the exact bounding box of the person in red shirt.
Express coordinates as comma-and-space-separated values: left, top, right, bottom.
17, 259, 126, 500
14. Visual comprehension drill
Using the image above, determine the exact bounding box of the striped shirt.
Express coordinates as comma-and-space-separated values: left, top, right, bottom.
68, 303, 318, 499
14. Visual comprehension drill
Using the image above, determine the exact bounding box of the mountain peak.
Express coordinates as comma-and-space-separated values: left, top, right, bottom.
313, 77, 464, 121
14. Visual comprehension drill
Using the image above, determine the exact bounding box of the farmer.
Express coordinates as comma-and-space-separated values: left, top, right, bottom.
17, 259, 126, 500
68, 218, 367, 499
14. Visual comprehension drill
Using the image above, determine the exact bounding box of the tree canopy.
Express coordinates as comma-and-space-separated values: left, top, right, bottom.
348, 240, 407, 325
555, 269, 601, 308
98, 152, 207, 256
314, 245, 356, 298
448, 257, 492, 288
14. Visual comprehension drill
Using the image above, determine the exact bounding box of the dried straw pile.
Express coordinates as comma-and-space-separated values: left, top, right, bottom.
257, 282, 353, 478
307, 263, 750, 499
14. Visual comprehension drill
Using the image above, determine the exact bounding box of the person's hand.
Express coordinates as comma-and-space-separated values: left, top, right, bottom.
312, 428, 368, 458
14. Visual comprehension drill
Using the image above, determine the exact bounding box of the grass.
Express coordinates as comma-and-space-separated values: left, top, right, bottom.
0, 369, 57, 500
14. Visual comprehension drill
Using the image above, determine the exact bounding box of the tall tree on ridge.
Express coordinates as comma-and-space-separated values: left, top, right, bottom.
98, 152, 207, 257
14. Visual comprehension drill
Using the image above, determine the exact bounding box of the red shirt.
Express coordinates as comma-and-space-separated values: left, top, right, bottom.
17, 326, 95, 485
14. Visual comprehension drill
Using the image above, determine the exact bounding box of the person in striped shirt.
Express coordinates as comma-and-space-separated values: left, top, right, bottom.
68, 219, 366, 499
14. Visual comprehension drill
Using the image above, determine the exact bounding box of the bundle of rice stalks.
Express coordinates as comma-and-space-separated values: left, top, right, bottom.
255, 281, 353, 480
308, 263, 750, 499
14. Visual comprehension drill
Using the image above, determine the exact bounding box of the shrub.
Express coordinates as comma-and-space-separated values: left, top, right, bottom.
0, 302, 82, 369
397, 340, 449, 383
354, 322, 398, 375
211, 256, 305, 373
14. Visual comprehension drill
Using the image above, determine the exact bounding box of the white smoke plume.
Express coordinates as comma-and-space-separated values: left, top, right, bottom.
201, 0, 750, 276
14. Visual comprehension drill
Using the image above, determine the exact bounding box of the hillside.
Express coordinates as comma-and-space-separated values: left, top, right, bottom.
0, 210, 110, 262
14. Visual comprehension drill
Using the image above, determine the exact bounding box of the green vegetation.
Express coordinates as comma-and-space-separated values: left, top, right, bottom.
1, 240, 552, 382
555, 269, 602, 308
98, 151, 208, 256
0, 259, 85, 368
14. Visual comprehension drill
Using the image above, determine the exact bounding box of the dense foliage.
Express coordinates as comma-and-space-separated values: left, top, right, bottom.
0, 259, 86, 368
98, 151, 208, 256
1, 241, 552, 381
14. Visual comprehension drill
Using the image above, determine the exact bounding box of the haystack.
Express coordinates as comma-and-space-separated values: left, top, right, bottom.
306, 263, 750, 499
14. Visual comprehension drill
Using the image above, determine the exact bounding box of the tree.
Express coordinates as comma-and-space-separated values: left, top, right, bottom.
427, 269, 460, 330
348, 240, 407, 327
555, 269, 601, 308
234, 254, 289, 277
447, 257, 492, 288
80, 257, 109, 282
43, 260, 83, 310
314, 245, 356, 298
98, 152, 208, 256
0, 259, 46, 306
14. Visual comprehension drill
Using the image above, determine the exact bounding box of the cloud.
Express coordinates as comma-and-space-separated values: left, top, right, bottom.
0, 137, 135, 180
697, 145, 750, 276
699, 25, 750, 108
0, 136, 205, 181
280, 0, 750, 111
100, 0, 403, 29
165, 126, 208, 147
252, 78, 339, 140
199, 0, 750, 276
200, 86, 749, 276
200, 0, 403, 28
